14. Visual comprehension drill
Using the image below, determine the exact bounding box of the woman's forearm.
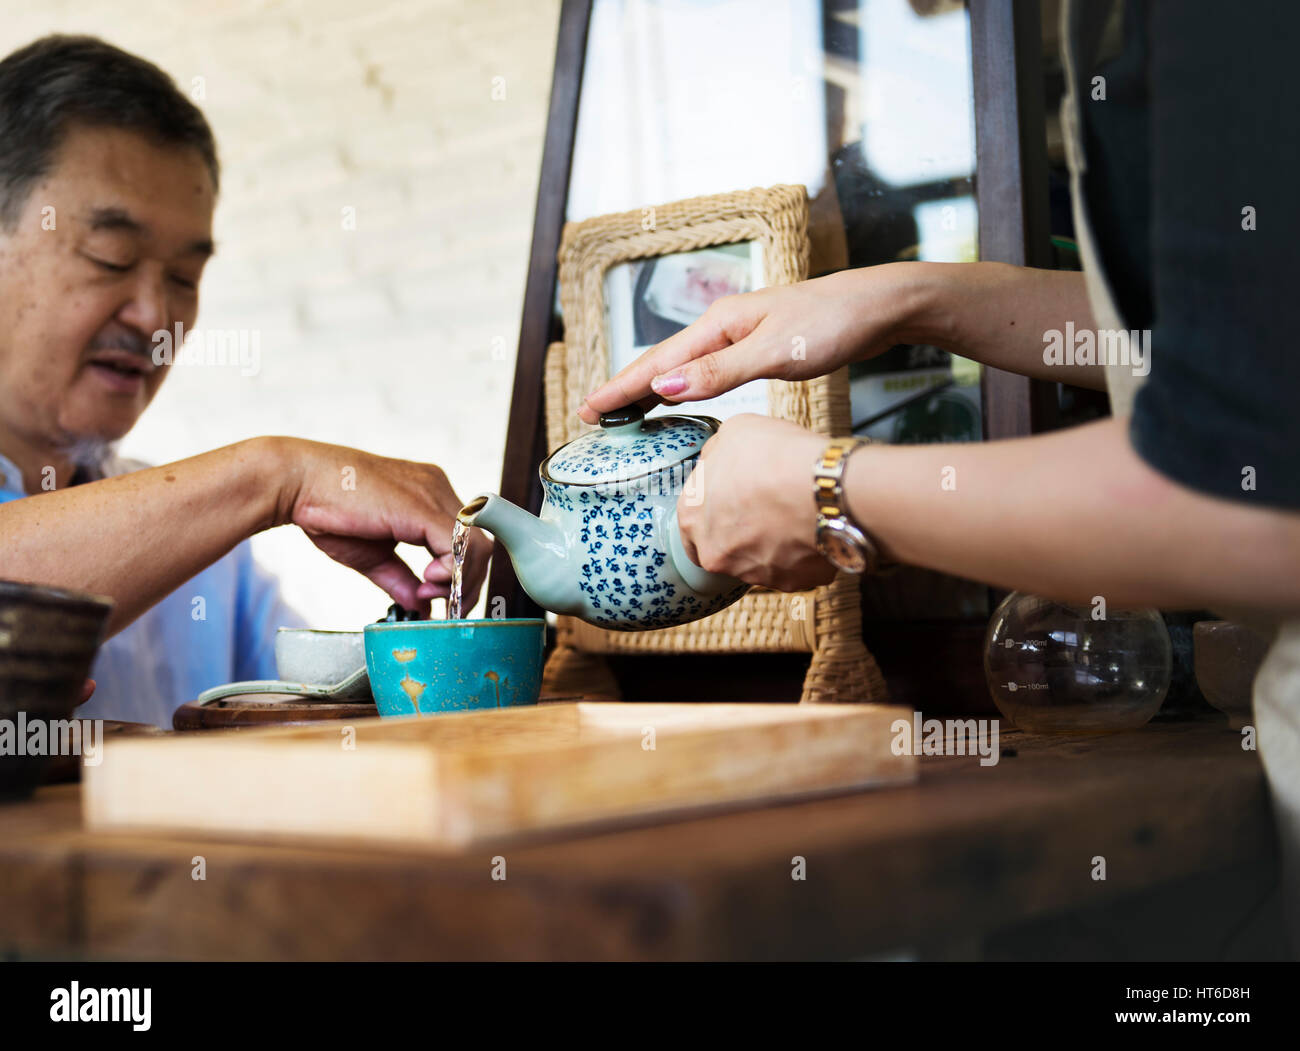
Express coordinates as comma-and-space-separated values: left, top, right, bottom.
889, 262, 1107, 389
0, 437, 288, 634
846, 416, 1300, 614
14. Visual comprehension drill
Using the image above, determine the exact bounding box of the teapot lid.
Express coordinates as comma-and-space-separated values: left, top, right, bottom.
542, 405, 719, 485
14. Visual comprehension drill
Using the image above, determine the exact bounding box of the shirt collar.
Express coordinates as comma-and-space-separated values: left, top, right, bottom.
0, 445, 119, 496
0, 453, 24, 496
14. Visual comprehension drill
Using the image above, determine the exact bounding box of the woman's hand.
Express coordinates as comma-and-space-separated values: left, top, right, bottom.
678, 414, 833, 591
580, 265, 924, 423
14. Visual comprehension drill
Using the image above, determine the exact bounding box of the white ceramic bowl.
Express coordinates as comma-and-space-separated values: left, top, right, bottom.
274, 628, 366, 686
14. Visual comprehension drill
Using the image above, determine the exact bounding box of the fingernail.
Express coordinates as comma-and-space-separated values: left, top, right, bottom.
651, 372, 687, 396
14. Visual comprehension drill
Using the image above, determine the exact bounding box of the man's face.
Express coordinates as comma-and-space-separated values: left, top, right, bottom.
0, 123, 215, 450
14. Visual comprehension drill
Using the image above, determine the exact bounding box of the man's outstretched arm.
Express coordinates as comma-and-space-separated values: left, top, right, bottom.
0, 436, 492, 635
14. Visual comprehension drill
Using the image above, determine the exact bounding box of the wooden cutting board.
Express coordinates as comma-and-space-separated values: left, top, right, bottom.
84, 702, 915, 848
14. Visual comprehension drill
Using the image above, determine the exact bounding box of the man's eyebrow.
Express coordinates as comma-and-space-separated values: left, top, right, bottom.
83, 206, 214, 258
84, 206, 146, 234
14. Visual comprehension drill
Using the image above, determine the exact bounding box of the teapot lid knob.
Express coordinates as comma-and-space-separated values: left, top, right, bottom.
598, 404, 645, 429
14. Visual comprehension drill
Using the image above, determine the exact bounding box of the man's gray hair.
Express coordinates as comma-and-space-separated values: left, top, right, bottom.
0, 35, 219, 229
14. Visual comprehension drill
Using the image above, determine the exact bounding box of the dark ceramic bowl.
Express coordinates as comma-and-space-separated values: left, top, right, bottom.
0, 579, 113, 800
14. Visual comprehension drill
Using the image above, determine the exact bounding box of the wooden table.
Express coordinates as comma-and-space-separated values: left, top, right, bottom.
0, 715, 1283, 960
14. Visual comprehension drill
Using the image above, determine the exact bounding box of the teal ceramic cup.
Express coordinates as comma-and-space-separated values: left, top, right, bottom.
363, 619, 545, 718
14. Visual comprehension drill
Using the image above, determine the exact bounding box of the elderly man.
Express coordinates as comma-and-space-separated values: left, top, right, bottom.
0, 35, 491, 727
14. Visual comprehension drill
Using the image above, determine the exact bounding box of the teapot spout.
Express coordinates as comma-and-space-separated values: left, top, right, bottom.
461, 494, 580, 616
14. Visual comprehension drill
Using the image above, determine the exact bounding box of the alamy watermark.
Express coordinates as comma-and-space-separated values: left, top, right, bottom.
0, 712, 103, 766
891, 710, 1000, 767
1043, 321, 1151, 378
152, 321, 261, 377
50, 982, 150, 1030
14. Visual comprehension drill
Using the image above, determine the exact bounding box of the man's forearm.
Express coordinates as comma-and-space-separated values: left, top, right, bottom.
889, 262, 1107, 389
0, 436, 291, 634
846, 417, 1300, 614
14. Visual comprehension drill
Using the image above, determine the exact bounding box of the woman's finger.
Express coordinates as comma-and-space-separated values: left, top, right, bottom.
650, 337, 768, 403
580, 296, 761, 422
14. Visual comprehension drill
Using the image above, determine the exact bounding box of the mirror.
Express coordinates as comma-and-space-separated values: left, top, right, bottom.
603, 241, 769, 421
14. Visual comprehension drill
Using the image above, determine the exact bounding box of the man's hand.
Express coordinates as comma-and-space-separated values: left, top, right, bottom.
678, 414, 834, 592
277, 439, 493, 617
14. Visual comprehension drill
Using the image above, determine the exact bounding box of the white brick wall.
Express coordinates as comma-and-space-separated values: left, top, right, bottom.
1, 0, 561, 627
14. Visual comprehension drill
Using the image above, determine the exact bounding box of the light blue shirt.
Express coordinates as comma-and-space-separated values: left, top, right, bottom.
0, 451, 306, 728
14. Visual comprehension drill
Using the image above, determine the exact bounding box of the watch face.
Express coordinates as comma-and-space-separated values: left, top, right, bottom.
817, 518, 871, 574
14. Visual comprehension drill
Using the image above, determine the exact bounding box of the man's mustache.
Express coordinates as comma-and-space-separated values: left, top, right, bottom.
87, 331, 152, 358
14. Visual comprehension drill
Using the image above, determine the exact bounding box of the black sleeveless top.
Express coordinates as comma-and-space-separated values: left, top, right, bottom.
1070, 0, 1300, 509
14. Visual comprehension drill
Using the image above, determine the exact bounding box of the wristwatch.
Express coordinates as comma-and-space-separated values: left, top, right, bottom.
813, 438, 887, 574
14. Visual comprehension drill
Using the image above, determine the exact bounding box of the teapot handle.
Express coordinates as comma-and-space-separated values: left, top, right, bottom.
665, 507, 746, 597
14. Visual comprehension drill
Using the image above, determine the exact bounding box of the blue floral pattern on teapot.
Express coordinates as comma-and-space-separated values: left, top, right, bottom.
463, 406, 750, 631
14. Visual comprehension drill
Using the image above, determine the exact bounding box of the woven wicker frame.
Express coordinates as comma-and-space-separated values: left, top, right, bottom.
548, 185, 886, 705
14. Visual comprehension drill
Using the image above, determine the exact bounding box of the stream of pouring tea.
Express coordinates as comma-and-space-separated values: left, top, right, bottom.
447, 513, 472, 620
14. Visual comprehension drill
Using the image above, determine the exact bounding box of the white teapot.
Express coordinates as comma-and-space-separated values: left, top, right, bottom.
463, 405, 748, 630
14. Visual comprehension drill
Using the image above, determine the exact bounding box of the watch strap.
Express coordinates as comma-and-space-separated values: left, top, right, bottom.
813, 437, 895, 573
